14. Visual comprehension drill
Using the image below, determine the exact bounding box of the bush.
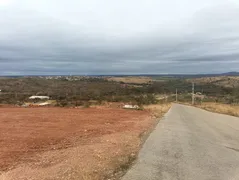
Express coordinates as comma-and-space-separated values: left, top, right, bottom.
83, 101, 90, 108
57, 100, 68, 107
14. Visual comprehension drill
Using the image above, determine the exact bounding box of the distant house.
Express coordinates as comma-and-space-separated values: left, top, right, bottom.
195, 93, 205, 100
29, 96, 50, 100
123, 104, 140, 109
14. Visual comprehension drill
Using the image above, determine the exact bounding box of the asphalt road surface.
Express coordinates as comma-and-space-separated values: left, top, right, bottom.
122, 104, 239, 180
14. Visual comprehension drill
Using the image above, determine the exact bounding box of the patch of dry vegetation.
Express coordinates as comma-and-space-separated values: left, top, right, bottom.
196, 102, 239, 117
144, 103, 172, 118
107, 76, 152, 84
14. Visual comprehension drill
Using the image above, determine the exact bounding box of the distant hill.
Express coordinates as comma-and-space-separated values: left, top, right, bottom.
156, 72, 239, 78
220, 72, 239, 76
1, 72, 239, 78
187, 76, 239, 88
103, 72, 239, 79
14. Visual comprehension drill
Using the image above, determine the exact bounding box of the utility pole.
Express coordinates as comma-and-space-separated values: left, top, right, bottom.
192, 82, 195, 105
176, 88, 178, 102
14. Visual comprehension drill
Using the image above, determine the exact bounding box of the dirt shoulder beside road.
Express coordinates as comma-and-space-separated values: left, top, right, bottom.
0, 105, 170, 180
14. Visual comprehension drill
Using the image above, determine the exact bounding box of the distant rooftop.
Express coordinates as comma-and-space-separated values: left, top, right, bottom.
29, 96, 50, 100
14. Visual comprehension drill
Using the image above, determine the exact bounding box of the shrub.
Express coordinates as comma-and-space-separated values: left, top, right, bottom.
83, 101, 90, 108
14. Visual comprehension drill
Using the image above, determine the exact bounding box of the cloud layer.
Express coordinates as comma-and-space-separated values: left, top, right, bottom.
0, 0, 239, 75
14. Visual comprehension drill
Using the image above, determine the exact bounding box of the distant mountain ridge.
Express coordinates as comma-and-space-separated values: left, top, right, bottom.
1, 72, 239, 78
220, 72, 239, 76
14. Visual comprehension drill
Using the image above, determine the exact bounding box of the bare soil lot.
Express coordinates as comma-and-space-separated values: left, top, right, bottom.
0, 105, 169, 180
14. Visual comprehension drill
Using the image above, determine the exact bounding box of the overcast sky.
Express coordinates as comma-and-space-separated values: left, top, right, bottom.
0, 0, 239, 75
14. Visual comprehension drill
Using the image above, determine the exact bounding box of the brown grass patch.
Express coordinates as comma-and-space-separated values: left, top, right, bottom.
196, 102, 239, 117
144, 103, 172, 118
107, 76, 152, 84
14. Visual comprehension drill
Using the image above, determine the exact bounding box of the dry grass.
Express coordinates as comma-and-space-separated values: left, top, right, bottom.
196, 102, 239, 117
107, 76, 152, 84
144, 103, 172, 118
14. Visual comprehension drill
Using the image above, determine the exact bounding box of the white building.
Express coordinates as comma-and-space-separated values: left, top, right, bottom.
123, 104, 140, 109
29, 96, 50, 100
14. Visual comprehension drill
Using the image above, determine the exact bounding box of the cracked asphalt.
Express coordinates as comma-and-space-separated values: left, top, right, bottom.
122, 104, 239, 180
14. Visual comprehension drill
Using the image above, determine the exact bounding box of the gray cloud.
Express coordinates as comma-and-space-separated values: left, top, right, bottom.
0, 0, 239, 75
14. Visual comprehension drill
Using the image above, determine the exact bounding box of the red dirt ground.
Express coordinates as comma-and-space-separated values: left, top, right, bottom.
0, 106, 155, 179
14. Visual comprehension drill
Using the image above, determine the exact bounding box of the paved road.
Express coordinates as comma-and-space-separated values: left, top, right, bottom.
122, 104, 239, 180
